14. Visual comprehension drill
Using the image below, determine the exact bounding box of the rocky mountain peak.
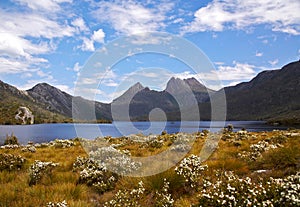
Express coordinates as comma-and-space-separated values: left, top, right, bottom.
165, 77, 188, 94
183, 77, 212, 93
112, 82, 145, 103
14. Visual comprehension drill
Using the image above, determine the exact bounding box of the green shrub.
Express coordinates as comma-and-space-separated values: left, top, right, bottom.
4, 133, 19, 145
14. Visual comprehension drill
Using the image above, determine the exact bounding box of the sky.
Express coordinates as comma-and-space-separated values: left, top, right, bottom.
0, 0, 299, 103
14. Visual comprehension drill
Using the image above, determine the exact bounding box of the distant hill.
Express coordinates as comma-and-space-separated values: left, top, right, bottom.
221, 60, 300, 124
1, 60, 299, 124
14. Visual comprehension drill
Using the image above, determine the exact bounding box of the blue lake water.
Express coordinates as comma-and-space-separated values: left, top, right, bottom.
0, 121, 287, 144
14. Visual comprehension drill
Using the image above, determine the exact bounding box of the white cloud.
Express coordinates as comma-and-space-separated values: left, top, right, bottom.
0, 56, 48, 74
269, 59, 279, 66
0, 8, 75, 75
72, 62, 82, 72
36, 70, 52, 78
71, 17, 88, 32
203, 62, 257, 81
92, 29, 105, 43
0, 33, 50, 58
80, 37, 95, 51
92, 0, 169, 35
182, 0, 300, 35
255, 51, 263, 57
13, 0, 72, 12
79, 29, 105, 51
0, 11, 74, 39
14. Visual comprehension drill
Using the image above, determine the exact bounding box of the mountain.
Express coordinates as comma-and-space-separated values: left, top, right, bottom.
0, 81, 68, 124
170, 60, 300, 123
221, 60, 300, 123
1, 60, 299, 124
27, 83, 111, 122
0, 81, 111, 124
27, 83, 73, 116
111, 77, 213, 121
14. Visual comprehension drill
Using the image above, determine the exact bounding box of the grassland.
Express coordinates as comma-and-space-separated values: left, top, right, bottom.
0, 129, 299, 206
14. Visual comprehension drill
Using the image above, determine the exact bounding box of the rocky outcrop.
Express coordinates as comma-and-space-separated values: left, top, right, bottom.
15, 106, 34, 124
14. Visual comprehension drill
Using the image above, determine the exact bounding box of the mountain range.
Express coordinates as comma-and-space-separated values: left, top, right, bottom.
0, 60, 299, 125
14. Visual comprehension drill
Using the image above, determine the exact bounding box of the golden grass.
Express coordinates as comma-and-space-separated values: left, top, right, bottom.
0, 130, 299, 206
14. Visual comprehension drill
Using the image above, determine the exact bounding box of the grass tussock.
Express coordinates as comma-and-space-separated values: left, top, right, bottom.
0, 129, 299, 206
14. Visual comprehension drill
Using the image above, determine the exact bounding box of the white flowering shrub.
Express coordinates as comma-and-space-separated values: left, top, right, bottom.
0, 153, 26, 171
171, 143, 190, 152
29, 160, 59, 186
46, 200, 68, 207
238, 140, 283, 161
0, 144, 20, 149
155, 179, 174, 207
21, 145, 36, 153
89, 146, 141, 175
148, 138, 164, 148
73, 156, 118, 194
104, 181, 145, 207
194, 171, 300, 207
264, 172, 300, 206
196, 171, 269, 207
78, 162, 117, 194
49, 139, 75, 148
175, 154, 208, 188
236, 130, 248, 140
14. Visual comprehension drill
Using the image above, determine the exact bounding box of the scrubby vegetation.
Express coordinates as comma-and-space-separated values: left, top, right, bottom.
0, 129, 299, 206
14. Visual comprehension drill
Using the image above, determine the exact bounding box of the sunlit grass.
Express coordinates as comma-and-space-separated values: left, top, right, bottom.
0, 130, 299, 206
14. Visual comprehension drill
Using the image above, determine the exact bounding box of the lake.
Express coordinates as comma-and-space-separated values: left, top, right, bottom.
0, 121, 287, 144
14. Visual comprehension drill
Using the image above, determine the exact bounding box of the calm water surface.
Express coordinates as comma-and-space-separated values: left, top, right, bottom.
0, 121, 286, 144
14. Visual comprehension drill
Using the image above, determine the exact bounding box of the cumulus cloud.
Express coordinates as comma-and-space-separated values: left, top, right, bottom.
0, 8, 75, 75
92, 29, 105, 43
182, 0, 300, 35
79, 29, 105, 51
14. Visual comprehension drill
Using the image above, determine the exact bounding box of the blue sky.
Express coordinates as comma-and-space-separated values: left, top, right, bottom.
0, 0, 299, 103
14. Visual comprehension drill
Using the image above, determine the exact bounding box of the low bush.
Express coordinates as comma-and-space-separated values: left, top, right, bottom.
74, 156, 118, 194
194, 170, 300, 207
29, 160, 59, 186
104, 181, 145, 207
0, 153, 26, 171
46, 200, 68, 207
175, 154, 208, 189
155, 178, 174, 207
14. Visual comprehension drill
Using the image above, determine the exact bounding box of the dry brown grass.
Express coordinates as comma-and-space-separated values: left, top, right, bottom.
0, 129, 299, 206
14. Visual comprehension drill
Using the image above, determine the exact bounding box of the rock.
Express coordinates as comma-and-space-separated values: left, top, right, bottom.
15, 106, 34, 124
